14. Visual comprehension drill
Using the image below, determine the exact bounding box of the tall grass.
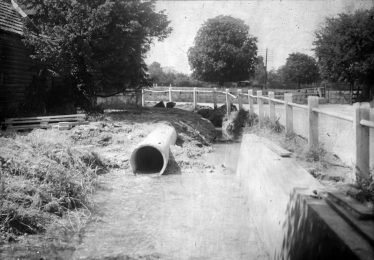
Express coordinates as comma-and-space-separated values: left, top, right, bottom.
0, 129, 108, 238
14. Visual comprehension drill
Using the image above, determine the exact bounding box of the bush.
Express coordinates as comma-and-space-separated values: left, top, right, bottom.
222, 109, 254, 139
197, 104, 238, 127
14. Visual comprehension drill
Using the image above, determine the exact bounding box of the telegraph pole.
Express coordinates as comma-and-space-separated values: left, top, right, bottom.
264, 48, 268, 90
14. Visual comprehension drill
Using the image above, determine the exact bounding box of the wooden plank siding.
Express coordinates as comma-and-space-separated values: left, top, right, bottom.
0, 32, 37, 116
0, 0, 37, 118
0, 1, 24, 35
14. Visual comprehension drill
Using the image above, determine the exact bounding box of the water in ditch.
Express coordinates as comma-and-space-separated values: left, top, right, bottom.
72, 134, 268, 260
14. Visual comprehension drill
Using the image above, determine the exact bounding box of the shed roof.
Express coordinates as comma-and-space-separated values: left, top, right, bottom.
0, 0, 24, 35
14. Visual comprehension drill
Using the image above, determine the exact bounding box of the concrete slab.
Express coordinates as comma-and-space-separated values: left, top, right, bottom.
236, 134, 374, 260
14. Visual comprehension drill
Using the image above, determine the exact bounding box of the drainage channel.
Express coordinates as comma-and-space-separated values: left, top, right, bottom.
72, 130, 269, 259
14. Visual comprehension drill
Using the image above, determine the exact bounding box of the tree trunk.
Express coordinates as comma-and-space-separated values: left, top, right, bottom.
360, 83, 372, 102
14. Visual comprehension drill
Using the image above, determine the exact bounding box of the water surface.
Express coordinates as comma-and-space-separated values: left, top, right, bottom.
73, 140, 268, 260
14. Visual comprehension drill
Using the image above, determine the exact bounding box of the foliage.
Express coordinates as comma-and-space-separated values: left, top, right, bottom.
147, 62, 205, 87
188, 15, 257, 85
282, 53, 320, 88
148, 62, 164, 84
267, 69, 286, 89
252, 56, 266, 86
314, 8, 374, 101
19, 0, 171, 106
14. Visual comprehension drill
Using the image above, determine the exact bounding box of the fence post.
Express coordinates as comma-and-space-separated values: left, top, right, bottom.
141, 89, 145, 107
237, 89, 243, 110
370, 101, 374, 171
352, 102, 370, 183
308, 96, 319, 152
193, 87, 197, 110
269, 91, 275, 124
248, 89, 254, 113
213, 87, 217, 109
169, 85, 172, 102
225, 88, 231, 117
284, 93, 293, 136
257, 90, 264, 126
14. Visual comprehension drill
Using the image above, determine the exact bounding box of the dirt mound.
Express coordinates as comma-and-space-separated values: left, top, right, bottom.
166, 102, 176, 108
85, 108, 217, 173
154, 101, 165, 108
0, 108, 217, 246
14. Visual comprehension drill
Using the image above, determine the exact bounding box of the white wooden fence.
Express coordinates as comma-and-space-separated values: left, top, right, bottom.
142, 87, 374, 183
142, 86, 238, 115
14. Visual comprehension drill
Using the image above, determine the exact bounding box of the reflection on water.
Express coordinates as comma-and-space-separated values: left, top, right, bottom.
73, 136, 268, 260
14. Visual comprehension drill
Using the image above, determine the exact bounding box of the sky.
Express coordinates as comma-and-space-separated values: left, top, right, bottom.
145, 0, 373, 74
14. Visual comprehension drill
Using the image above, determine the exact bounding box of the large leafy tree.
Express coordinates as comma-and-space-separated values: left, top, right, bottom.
282, 53, 320, 88
148, 62, 164, 83
147, 62, 196, 86
19, 0, 171, 106
188, 15, 257, 85
314, 8, 374, 101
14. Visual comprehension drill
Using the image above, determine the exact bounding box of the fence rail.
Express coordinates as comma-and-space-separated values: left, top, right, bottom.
142, 87, 239, 112
312, 108, 353, 122
142, 86, 373, 183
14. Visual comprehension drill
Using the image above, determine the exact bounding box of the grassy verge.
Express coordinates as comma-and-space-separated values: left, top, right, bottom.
0, 129, 108, 242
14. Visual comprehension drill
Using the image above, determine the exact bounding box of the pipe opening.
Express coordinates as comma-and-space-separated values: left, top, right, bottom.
134, 146, 164, 173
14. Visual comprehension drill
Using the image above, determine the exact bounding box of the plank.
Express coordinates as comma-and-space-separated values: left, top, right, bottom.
6, 117, 85, 125
7, 124, 46, 130
5, 114, 86, 122
6, 121, 89, 130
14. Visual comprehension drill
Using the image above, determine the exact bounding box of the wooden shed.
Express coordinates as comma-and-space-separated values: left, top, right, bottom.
0, 0, 37, 118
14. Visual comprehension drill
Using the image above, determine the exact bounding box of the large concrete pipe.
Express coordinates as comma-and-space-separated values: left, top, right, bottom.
130, 124, 177, 175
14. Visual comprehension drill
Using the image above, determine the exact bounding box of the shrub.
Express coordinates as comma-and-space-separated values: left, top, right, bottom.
222, 109, 253, 139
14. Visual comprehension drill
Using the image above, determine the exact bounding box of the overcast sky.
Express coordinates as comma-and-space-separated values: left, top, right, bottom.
145, 0, 373, 74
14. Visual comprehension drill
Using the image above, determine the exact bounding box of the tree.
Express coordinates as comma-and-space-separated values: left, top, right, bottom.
188, 15, 257, 85
282, 53, 320, 88
314, 8, 374, 101
19, 0, 171, 107
147, 62, 176, 85
253, 56, 266, 86
147, 62, 202, 87
267, 69, 286, 89
148, 62, 164, 83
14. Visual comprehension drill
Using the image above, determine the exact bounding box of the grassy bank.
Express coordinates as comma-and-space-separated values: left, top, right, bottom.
0, 130, 108, 241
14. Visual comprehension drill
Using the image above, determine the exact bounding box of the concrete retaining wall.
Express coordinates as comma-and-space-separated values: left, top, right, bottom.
236, 134, 374, 259
253, 104, 374, 168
